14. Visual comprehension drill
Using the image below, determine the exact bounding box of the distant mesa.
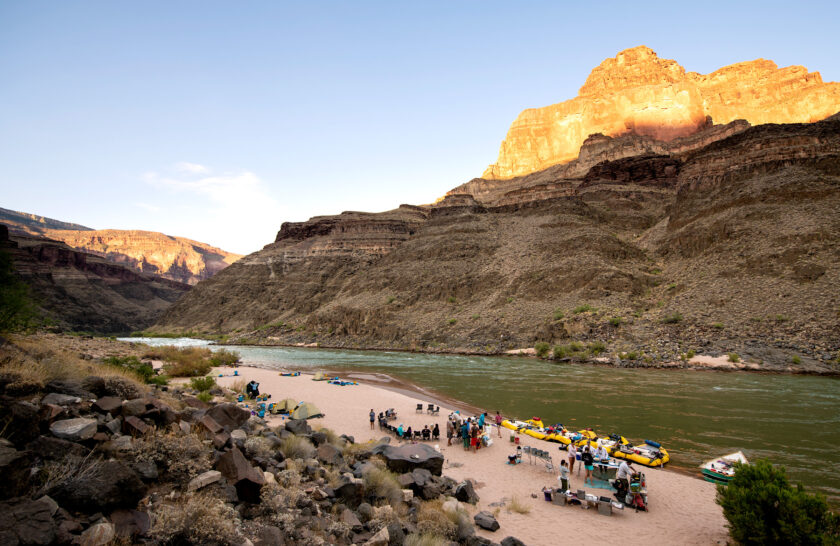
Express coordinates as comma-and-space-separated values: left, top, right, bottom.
483, 45, 840, 180
0, 207, 242, 285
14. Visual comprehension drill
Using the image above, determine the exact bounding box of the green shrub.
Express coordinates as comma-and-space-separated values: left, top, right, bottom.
447, 296, 456, 304
534, 342, 550, 358
609, 316, 622, 327
666, 283, 677, 290
471, 314, 480, 320
552, 345, 567, 359
148, 375, 169, 386
386, 296, 396, 304
103, 356, 155, 382
588, 341, 606, 356
144, 346, 215, 377
196, 391, 213, 403
362, 466, 403, 505
572, 304, 595, 314
686, 349, 696, 359
774, 314, 789, 323
447, 318, 457, 325
728, 353, 740, 363
552, 308, 564, 321
567, 341, 584, 352
712, 322, 724, 329
662, 312, 683, 324
717, 459, 839, 545
505, 297, 514, 303
792, 355, 802, 365
619, 351, 638, 360
209, 349, 240, 367
190, 376, 216, 392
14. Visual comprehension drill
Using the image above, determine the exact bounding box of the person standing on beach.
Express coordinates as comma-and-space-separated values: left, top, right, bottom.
446, 419, 454, 446
567, 443, 577, 475
369, 409, 375, 430
582, 445, 595, 485
495, 411, 502, 438
461, 420, 471, 451
558, 460, 570, 492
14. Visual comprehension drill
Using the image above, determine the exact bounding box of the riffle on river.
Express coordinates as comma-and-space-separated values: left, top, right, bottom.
125, 338, 840, 505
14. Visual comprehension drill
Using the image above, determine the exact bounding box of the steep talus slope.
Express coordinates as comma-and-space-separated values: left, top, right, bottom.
483, 46, 840, 180
155, 119, 840, 371
1, 227, 189, 333
0, 208, 242, 285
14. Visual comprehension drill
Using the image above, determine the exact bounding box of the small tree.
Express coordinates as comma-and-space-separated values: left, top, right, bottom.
717, 459, 839, 545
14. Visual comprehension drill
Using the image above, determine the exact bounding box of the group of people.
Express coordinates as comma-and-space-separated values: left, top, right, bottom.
396, 422, 439, 442
556, 442, 636, 493
446, 410, 501, 452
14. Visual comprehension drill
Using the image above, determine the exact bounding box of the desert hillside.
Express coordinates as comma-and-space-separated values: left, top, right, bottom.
0, 208, 242, 285
153, 48, 840, 373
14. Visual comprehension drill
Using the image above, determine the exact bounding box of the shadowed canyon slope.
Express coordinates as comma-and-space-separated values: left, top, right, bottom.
156, 116, 840, 372
482, 46, 840, 180
0, 207, 242, 285
1, 226, 189, 333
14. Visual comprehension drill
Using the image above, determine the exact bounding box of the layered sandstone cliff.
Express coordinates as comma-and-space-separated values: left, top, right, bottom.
483, 46, 840, 180
0, 208, 242, 285
1, 227, 190, 333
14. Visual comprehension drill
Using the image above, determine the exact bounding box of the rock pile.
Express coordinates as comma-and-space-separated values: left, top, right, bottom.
0, 375, 524, 545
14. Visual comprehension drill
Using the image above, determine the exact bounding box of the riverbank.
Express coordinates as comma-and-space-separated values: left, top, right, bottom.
208, 338, 840, 377
216, 366, 728, 545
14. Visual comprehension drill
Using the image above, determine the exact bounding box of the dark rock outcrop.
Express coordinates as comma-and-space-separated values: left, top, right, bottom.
51, 460, 146, 512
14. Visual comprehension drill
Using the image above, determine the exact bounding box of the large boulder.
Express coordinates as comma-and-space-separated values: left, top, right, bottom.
50, 418, 97, 441
44, 379, 94, 399
0, 401, 41, 447
188, 470, 222, 491
80, 376, 107, 397
285, 419, 312, 435
501, 537, 526, 546
0, 444, 31, 499
110, 509, 151, 540
379, 443, 444, 475
41, 393, 81, 406
215, 447, 265, 503
455, 480, 479, 504
0, 496, 58, 545
92, 396, 123, 415
51, 460, 146, 512
316, 443, 343, 466
26, 436, 89, 460
80, 522, 115, 546
473, 511, 500, 532
334, 473, 364, 504
206, 403, 250, 432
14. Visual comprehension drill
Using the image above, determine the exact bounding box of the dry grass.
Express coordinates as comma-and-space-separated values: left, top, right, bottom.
280, 435, 315, 460
404, 533, 449, 546
362, 466, 403, 505
507, 495, 531, 514
150, 492, 241, 545
415, 498, 472, 540
142, 346, 213, 377
230, 378, 246, 394
33, 453, 101, 498
135, 431, 211, 483
2, 334, 147, 391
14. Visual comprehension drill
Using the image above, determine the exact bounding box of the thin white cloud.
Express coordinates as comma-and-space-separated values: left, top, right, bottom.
142, 163, 285, 254
174, 161, 211, 175
136, 202, 161, 213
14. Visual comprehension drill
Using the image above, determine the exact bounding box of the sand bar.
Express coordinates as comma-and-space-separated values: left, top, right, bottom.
213, 366, 728, 546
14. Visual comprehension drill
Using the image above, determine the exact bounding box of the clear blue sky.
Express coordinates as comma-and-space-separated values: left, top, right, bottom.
1, 1, 838, 254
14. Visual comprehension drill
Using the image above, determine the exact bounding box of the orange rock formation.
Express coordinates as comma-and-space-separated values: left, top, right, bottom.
483, 46, 840, 179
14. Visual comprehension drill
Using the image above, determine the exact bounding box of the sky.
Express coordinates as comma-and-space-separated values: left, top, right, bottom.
1, 1, 838, 255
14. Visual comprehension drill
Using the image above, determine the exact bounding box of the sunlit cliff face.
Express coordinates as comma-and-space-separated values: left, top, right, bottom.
483, 46, 840, 180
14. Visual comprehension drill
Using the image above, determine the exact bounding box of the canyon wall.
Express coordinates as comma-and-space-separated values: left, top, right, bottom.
0, 208, 242, 285
483, 46, 840, 180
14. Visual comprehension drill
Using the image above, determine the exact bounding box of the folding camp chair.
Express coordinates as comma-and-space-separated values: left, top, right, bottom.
426, 404, 435, 414
544, 452, 555, 473
432, 406, 440, 415
523, 445, 532, 464
416, 404, 423, 413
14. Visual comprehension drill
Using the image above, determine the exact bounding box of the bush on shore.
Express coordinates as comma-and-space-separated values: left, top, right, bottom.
717, 459, 839, 545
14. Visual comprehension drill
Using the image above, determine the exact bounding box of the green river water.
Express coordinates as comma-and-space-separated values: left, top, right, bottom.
126, 338, 840, 504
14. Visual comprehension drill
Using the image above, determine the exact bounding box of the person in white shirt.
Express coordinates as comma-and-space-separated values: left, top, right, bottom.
616, 460, 635, 492
567, 443, 578, 475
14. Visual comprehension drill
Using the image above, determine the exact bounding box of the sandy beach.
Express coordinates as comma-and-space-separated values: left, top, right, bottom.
212, 366, 728, 545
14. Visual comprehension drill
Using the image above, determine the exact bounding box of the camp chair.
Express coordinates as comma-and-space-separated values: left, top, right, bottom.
426, 403, 435, 414
413, 430, 422, 440
416, 404, 423, 413
544, 452, 555, 473
432, 406, 440, 415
